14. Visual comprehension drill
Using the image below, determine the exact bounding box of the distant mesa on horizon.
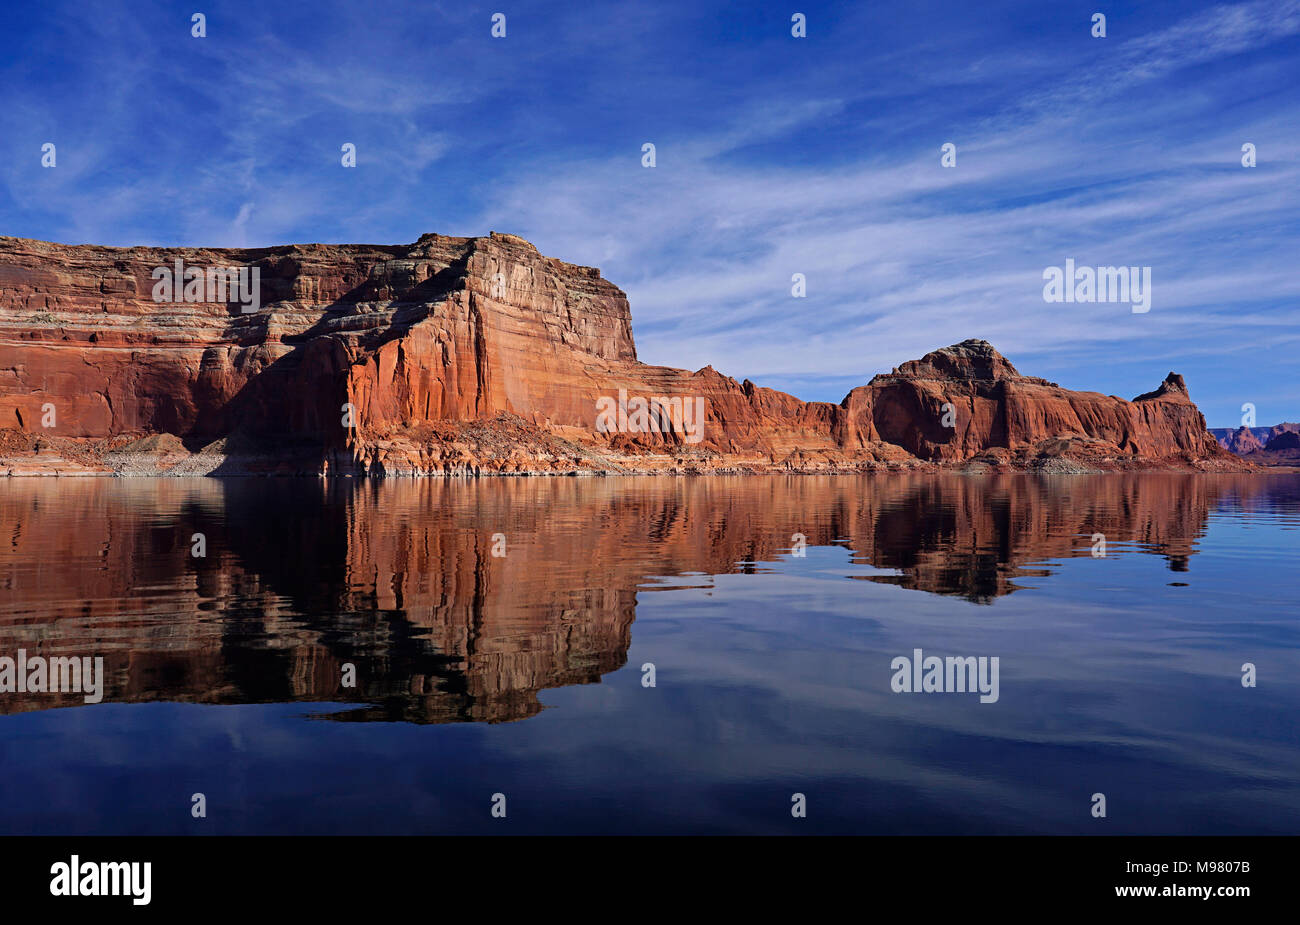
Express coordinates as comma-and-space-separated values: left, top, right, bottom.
0, 231, 1261, 476
1210, 422, 1300, 466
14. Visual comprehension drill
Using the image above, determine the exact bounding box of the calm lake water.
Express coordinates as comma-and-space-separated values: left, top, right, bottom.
0, 473, 1297, 835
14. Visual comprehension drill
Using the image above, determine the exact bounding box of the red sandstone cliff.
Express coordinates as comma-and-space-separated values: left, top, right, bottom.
0, 232, 1247, 475
1217, 425, 1264, 454
1212, 422, 1300, 466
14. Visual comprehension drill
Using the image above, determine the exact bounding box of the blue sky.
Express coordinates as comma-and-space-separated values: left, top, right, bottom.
2, 0, 1297, 426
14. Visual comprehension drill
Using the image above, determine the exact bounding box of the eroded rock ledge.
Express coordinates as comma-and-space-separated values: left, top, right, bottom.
0, 232, 1247, 476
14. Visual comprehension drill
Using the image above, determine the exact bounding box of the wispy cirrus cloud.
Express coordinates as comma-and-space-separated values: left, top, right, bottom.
467, 1, 1300, 420
0, 0, 1296, 424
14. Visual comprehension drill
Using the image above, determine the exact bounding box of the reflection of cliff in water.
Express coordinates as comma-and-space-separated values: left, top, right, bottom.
0, 474, 1290, 722
853, 474, 1224, 601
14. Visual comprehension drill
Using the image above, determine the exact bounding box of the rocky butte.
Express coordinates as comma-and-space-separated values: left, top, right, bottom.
1210, 422, 1300, 467
0, 231, 1248, 476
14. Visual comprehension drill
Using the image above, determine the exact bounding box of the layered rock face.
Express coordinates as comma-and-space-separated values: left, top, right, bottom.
1211, 422, 1300, 466
0, 232, 1245, 475
1217, 426, 1265, 454
0, 232, 633, 465
837, 346, 1234, 469
1247, 427, 1300, 466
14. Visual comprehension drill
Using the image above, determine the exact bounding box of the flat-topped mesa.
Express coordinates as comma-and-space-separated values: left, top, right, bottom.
1213, 421, 1300, 460
1212, 421, 1300, 466
0, 232, 636, 444
0, 232, 1250, 475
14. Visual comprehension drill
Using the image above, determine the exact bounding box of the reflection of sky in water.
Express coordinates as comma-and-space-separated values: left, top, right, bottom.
0, 474, 1297, 834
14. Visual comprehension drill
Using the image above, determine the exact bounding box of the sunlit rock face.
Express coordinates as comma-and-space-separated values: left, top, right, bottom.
1212, 423, 1300, 466
0, 234, 1244, 475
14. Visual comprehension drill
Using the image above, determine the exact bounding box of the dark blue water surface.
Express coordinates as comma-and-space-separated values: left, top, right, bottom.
0, 473, 1296, 834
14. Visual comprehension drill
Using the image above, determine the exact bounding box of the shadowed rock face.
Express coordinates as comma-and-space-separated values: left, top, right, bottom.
1211, 422, 1300, 466
1218, 425, 1265, 454
0, 233, 1244, 475
1249, 430, 1300, 465
0, 473, 1286, 721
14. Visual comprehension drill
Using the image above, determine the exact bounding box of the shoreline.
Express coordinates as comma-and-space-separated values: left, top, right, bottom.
1, 461, 1279, 479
